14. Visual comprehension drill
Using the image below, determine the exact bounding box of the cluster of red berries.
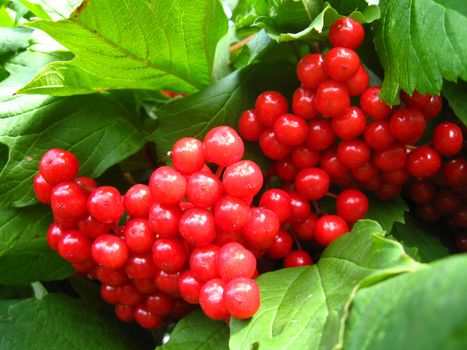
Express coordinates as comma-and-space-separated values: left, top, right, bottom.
237, 17, 466, 237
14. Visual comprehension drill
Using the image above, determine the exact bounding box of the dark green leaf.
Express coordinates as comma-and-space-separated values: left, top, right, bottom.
344, 255, 467, 350
365, 195, 408, 233
230, 220, 419, 350
18, 0, 228, 96
443, 80, 467, 126
375, 0, 467, 104
327, 0, 368, 14
158, 310, 229, 350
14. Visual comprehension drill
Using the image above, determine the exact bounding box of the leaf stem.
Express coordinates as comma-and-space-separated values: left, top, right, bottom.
229, 34, 256, 52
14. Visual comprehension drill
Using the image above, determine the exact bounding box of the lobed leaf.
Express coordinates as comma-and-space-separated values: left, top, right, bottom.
443, 80, 467, 126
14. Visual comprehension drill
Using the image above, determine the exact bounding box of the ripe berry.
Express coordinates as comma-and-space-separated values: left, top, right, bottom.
381, 168, 410, 185
101, 284, 120, 304
171, 300, 194, 320
39, 148, 79, 185
255, 91, 288, 127
320, 149, 349, 180
434, 190, 461, 215
238, 109, 264, 141
223, 160, 263, 198
283, 250, 313, 268
186, 172, 222, 208
203, 126, 244, 166
415, 203, 441, 223
47, 223, 64, 250
148, 202, 181, 237
292, 213, 318, 240
152, 237, 187, 273
432, 122, 463, 157
58, 230, 91, 264
400, 91, 442, 119
409, 180, 436, 204
292, 87, 318, 119
92, 234, 128, 269
296, 54, 328, 89
329, 17, 365, 49
306, 117, 335, 150
133, 278, 158, 295
314, 215, 349, 246
145, 292, 174, 316
154, 270, 181, 297
273, 114, 308, 146
346, 65, 369, 96
443, 159, 467, 187
267, 230, 293, 259
275, 158, 298, 181
332, 106, 366, 140
214, 195, 250, 232
125, 218, 155, 253
374, 183, 402, 200
364, 120, 396, 150
79, 214, 112, 239
96, 267, 128, 286
75, 177, 97, 192
124, 184, 154, 217
190, 244, 220, 281
374, 143, 407, 172
351, 162, 379, 182
224, 277, 260, 319
179, 208, 216, 247
87, 186, 124, 224
453, 206, 467, 229
259, 189, 292, 223
406, 146, 441, 179
389, 108, 426, 144
295, 167, 330, 200
115, 304, 135, 322
259, 129, 292, 160
171, 137, 205, 175
118, 285, 144, 306
336, 189, 368, 223
291, 146, 321, 169
149, 166, 186, 205
360, 87, 392, 119
217, 242, 256, 281
243, 208, 280, 249
51, 182, 88, 219
125, 253, 157, 280
178, 270, 203, 304
337, 139, 371, 170
199, 279, 229, 320
33, 173, 54, 204
324, 47, 360, 82
289, 192, 312, 223
134, 307, 164, 329
315, 80, 350, 118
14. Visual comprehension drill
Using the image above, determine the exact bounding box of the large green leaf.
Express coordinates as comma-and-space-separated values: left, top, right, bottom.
158, 310, 229, 350
0, 293, 152, 350
375, 0, 467, 104
443, 80, 467, 126
18, 0, 228, 96
18, 0, 82, 20
229, 220, 419, 350
149, 62, 298, 161
344, 255, 467, 350
365, 195, 408, 233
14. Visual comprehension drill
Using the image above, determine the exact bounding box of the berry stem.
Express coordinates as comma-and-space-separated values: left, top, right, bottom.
229, 34, 256, 52
286, 224, 302, 251
215, 166, 225, 179
312, 201, 328, 216
325, 192, 337, 199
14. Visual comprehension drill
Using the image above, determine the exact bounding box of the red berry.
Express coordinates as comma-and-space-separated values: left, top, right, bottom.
199, 279, 229, 320
214, 195, 250, 232
58, 230, 91, 264
267, 230, 293, 259
259, 129, 292, 160
351, 162, 379, 182
223, 160, 263, 198
203, 126, 244, 166
273, 114, 308, 146
329, 17, 365, 49
145, 292, 174, 316
224, 277, 260, 319
381, 168, 410, 185
171, 137, 205, 175
238, 109, 264, 141
152, 237, 187, 273
296, 54, 328, 89
337, 139, 371, 170
33, 172, 54, 204
432, 122, 463, 157
96, 267, 128, 286
320, 149, 349, 180
148, 202, 181, 237
79, 214, 112, 239
453, 206, 467, 229
443, 159, 467, 187
132, 278, 158, 295
154, 270, 181, 297
374, 143, 407, 172
332, 106, 366, 140
255, 91, 288, 127
115, 304, 134, 322
75, 177, 97, 192
134, 307, 164, 329
283, 250, 313, 268
406, 146, 441, 179
434, 190, 462, 215
51, 182, 88, 219
186, 171, 222, 208
415, 203, 441, 223
289, 192, 312, 223
125, 253, 157, 279
214, 229, 243, 246
295, 167, 330, 200
171, 300, 195, 320
47, 223, 64, 250
346, 65, 369, 96
324, 47, 360, 82
374, 183, 402, 200
409, 180, 436, 204
149, 166, 186, 205
364, 120, 396, 150
179, 208, 216, 247
292, 87, 318, 119
124, 218, 155, 253
259, 189, 292, 223
118, 284, 143, 306
336, 189, 368, 224
124, 184, 154, 217
101, 284, 120, 304
178, 270, 203, 304
87, 186, 124, 224
217, 242, 256, 281
292, 213, 318, 240
400, 91, 442, 119
190, 244, 220, 281
315, 80, 350, 118
92, 234, 128, 269
360, 87, 392, 119
39, 148, 79, 185
389, 108, 426, 145
314, 215, 349, 246
275, 158, 298, 181
291, 145, 321, 169
306, 117, 335, 150
243, 208, 280, 249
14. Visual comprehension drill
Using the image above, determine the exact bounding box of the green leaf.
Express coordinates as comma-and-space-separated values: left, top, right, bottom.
0, 27, 32, 59
375, 0, 467, 105
344, 255, 467, 350
158, 310, 229, 350
18, 0, 82, 20
18, 0, 228, 96
230, 220, 419, 350
365, 195, 408, 233
0, 293, 151, 349
326, 0, 368, 14
149, 62, 298, 161
390, 218, 449, 263
0, 205, 73, 284
443, 80, 467, 126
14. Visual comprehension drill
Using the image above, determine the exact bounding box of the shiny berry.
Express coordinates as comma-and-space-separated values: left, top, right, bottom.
400, 91, 442, 119
267, 230, 293, 259
39, 148, 79, 185
291, 146, 321, 169
145, 292, 174, 316
178, 270, 203, 304
87, 186, 124, 224
92, 234, 128, 269
149, 166, 186, 205
314, 215, 349, 246
273, 114, 308, 146
47, 223, 64, 250
33, 172, 54, 204
306, 117, 335, 150
283, 250, 313, 268
336, 189, 368, 223
289, 192, 312, 223
360, 87, 392, 119
296, 54, 328, 89
125, 253, 157, 279
186, 171, 222, 208
259, 129, 292, 160
214, 195, 250, 232
320, 149, 349, 180
389, 108, 426, 145
154, 270, 181, 297
124, 184, 153, 217
115, 304, 134, 322
51, 182, 88, 219
275, 158, 298, 181
223, 160, 263, 198
125, 218, 155, 253
337, 139, 371, 170
217, 242, 256, 281
332, 106, 366, 140
374, 183, 402, 200
443, 159, 467, 187
148, 203, 181, 237
134, 307, 164, 329
171, 137, 205, 175
96, 267, 128, 286
374, 143, 407, 172
364, 120, 395, 150
351, 162, 379, 182
224, 277, 260, 319
346, 65, 369, 96
203, 126, 244, 166
432, 122, 463, 157
58, 230, 91, 264
295, 167, 330, 200
406, 146, 441, 179
243, 208, 280, 249
409, 180, 436, 204
255, 91, 288, 127
199, 279, 229, 320
179, 208, 216, 247
292, 87, 318, 119
324, 47, 360, 82
238, 109, 264, 141
329, 17, 365, 49
292, 213, 318, 240
152, 237, 187, 273
315, 80, 350, 118
259, 189, 292, 223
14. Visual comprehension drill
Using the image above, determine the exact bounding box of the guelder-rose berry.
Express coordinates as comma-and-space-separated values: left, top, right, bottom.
400, 91, 442, 119
406, 146, 441, 179
96, 266, 128, 286
152, 237, 187, 273
360, 87, 392, 119
124, 218, 155, 253
389, 107, 426, 145
306, 118, 335, 151
224, 277, 260, 319
292, 87, 318, 119
283, 250, 313, 268
58, 230, 91, 264
364, 120, 396, 151
33, 172, 54, 204
203, 126, 244, 166
178, 270, 203, 304
336, 189, 368, 224
124, 184, 154, 217
145, 292, 174, 316
78, 214, 112, 239
374, 143, 407, 172
266, 230, 293, 259
329, 17, 365, 49
243, 208, 280, 249
259, 129, 292, 160
217, 242, 256, 281
179, 208, 216, 247
214, 195, 250, 232
186, 171, 222, 208
314, 215, 349, 246
51, 181, 88, 219
154, 270, 181, 297
148, 202, 181, 237
125, 253, 157, 280
134, 307, 164, 329
296, 54, 328, 89
115, 304, 135, 322
289, 192, 312, 223
324, 47, 360, 82
87, 186, 124, 224
190, 244, 220, 281
315, 80, 350, 118
292, 146, 321, 169
273, 114, 309, 146
149, 166, 186, 205
295, 167, 330, 200
346, 65, 369, 96
332, 106, 366, 140
199, 279, 229, 320
39, 148, 79, 185
223, 160, 263, 198
92, 234, 128, 269
255, 91, 288, 127
291, 213, 318, 240
47, 223, 64, 250
259, 189, 292, 223
238, 109, 264, 141
171, 137, 205, 175
336, 139, 371, 170
432, 122, 463, 157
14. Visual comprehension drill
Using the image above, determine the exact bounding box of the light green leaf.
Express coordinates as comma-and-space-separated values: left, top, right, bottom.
18, 0, 82, 20
344, 255, 467, 350
230, 220, 419, 350
158, 310, 229, 350
443, 80, 467, 126
18, 0, 228, 96
375, 0, 467, 104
